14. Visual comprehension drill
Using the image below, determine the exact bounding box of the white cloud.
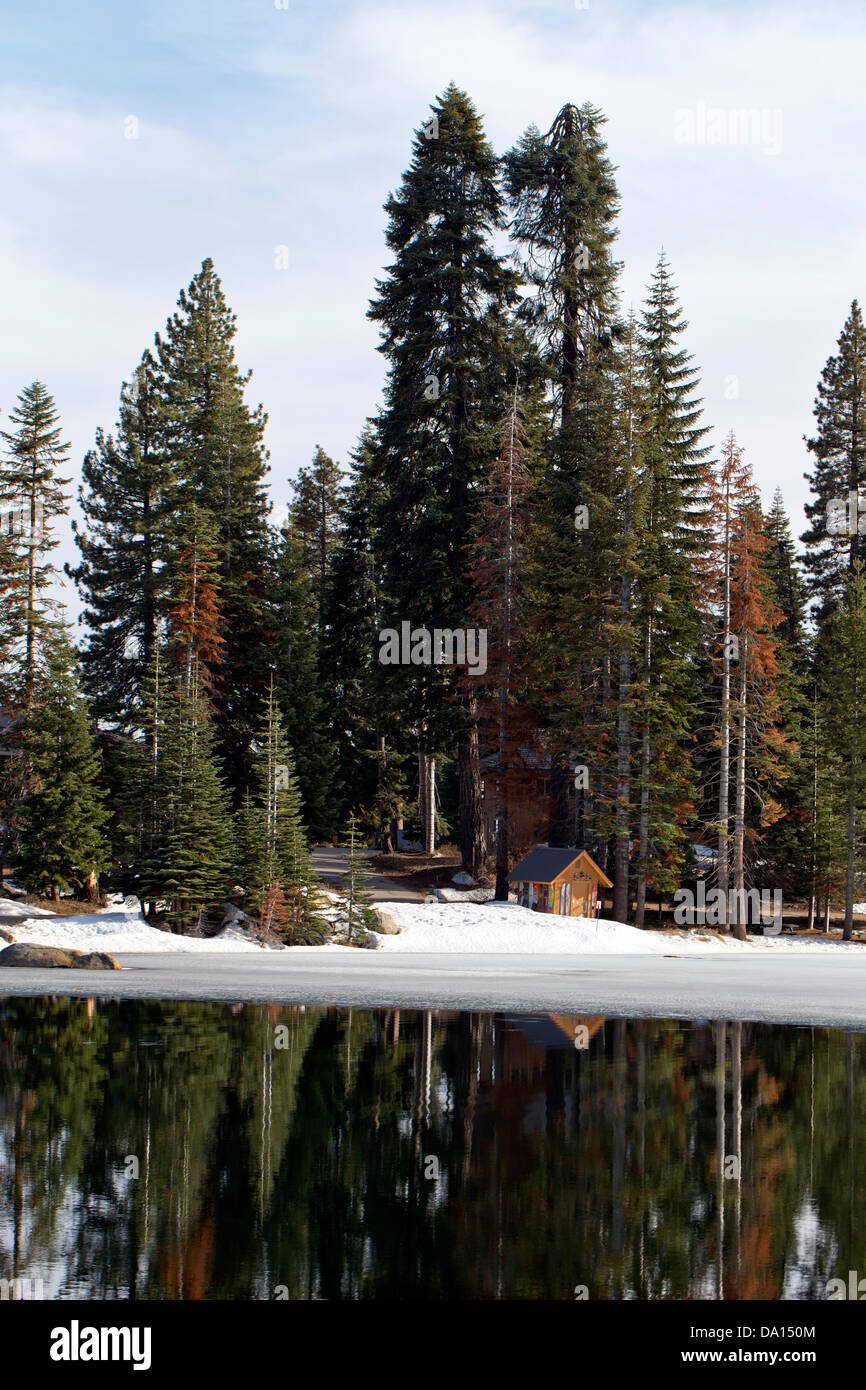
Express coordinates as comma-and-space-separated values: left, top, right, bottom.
3, 0, 866, 630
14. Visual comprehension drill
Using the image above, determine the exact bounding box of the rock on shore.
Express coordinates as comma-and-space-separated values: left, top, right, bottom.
0, 943, 121, 970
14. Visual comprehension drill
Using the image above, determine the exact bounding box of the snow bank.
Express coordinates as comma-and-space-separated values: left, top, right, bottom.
370, 899, 866, 955
0, 899, 266, 954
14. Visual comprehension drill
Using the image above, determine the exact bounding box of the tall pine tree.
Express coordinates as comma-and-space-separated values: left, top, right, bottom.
367, 85, 520, 873
13, 642, 108, 901
0, 382, 71, 710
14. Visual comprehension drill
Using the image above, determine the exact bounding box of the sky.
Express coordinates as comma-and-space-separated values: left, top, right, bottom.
2, 0, 865, 622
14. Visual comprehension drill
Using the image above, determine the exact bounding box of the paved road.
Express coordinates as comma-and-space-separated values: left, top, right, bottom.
311, 844, 425, 903
3, 950, 866, 1027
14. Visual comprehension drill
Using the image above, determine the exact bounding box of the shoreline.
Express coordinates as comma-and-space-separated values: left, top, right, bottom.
3, 949, 866, 1028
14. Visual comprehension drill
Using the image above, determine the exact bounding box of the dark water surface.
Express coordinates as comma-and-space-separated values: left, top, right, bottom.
1, 997, 863, 1299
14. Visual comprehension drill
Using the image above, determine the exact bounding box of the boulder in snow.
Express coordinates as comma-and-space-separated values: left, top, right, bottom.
371, 907, 401, 935
433, 886, 494, 904
451, 871, 477, 887
0, 927, 14, 944
0, 943, 121, 970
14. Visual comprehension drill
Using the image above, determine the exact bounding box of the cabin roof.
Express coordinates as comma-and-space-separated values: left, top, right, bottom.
507, 846, 613, 888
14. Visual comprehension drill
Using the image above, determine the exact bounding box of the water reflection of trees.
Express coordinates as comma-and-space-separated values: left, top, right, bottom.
0, 999, 864, 1299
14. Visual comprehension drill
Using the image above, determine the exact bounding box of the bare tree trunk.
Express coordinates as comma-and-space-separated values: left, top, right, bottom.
731, 635, 748, 941
426, 757, 436, 854
458, 710, 485, 875
419, 751, 436, 855
808, 688, 818, 931
418, 750, 427, 848
376, 729, 392, 853
85, 868, 100, 905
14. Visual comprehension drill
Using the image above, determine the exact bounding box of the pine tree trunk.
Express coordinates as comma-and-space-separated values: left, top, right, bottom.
376, 729, 392, 852
425, 756, 436, 854
458, 707, 485, 875
717, 489, 733, 931
418, 750, 427, 849
418, 750, 436, 855
635, 617, 653, 929
808, 693, 818, 931
731, 639, 748, 941
613, 617, 632, 923
844, 772, 856, 941
25, 464, 37, 712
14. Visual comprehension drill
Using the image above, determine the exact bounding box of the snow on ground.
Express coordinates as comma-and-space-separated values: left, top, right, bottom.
0, 898, 267, 954
370, 899, 866, 955
3, 892, 864, 960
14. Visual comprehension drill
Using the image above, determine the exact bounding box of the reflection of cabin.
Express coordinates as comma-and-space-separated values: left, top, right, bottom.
507, 847, 612, 919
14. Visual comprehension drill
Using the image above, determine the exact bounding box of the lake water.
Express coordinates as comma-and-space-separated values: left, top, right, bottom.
0, 998, 862, 1299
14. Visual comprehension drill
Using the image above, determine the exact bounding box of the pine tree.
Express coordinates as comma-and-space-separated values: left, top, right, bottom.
13, 643, 108, 900
700, 434, 751, 929
760, 491, 811, 897
271, 520, 334, 838
824, 562, 866, 939
322, 429, 409, 842
244, 679, 326, 942
233, 789, 263, 899
630, 252, 711, 924
506, 102, 623, 846
0, 382, 71, 710
804, 678, 847, 930
700, 436, 790, 937
69, 353, 170, 730
0, 519, 28, 706
289, 445, 345, 631
802, 300, 866, 625
728, 497, 789, 938
463, 380, 545, 898
765, 488, 808, 653
136, 652, 232, 933
165, 501, 225, 695
154, 259, 273, 792
583, 317, 650, 920
339, 814, 377, 943
367, 85, 520, 873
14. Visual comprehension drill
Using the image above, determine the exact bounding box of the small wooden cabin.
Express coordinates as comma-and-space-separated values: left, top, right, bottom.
507, 847, 612, 919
